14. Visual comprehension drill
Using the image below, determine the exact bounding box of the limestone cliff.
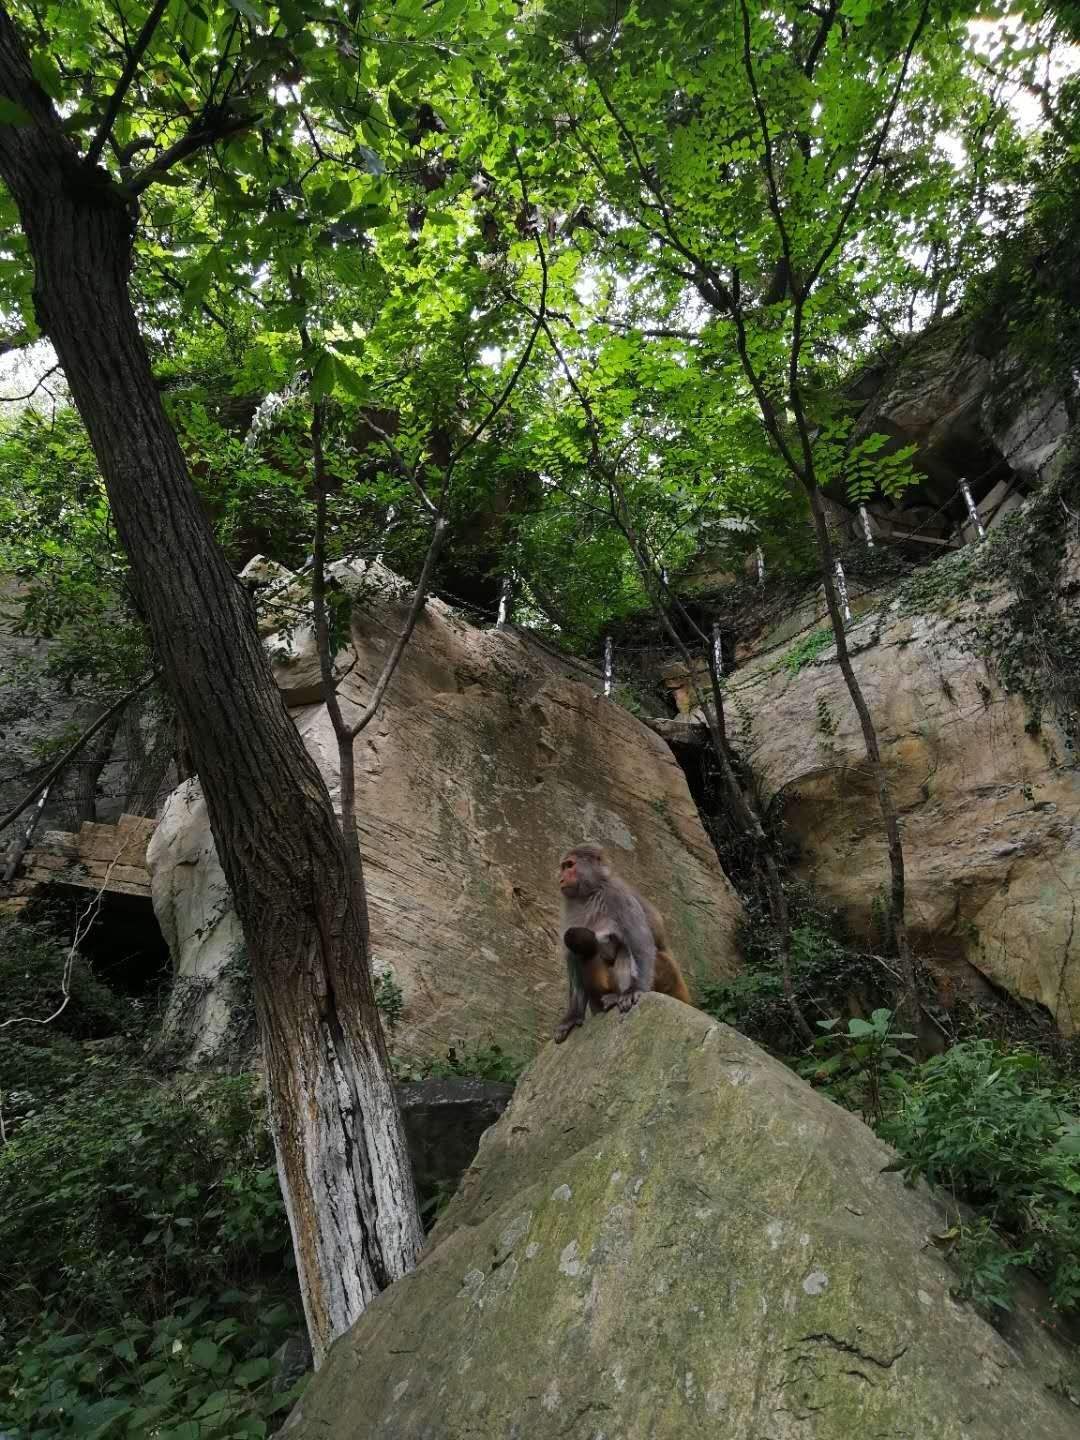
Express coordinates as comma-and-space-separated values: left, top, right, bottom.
148, 565, 743, 1065
663, 330, 1080, 1033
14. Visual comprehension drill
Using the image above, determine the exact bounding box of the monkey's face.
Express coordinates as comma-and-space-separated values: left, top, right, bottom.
560, 846, 608, 898
559, 852, 581, 897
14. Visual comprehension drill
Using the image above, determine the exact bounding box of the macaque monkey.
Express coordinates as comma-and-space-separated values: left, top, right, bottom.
555, 844, 690, 1044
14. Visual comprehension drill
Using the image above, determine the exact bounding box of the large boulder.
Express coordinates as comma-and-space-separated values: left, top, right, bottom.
284, 997, 1079, 1439
148, 565, 743, 1065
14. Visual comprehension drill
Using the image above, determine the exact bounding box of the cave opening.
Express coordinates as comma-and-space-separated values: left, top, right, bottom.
25, 885, 171, 999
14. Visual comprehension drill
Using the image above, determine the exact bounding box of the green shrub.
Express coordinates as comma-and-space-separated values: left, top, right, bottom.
698, 968, 785, 1032
699, 897, 885, 1055
373, 971, 405, 1034
0, 1298, 305, 1440
0, 1071, 292, 1329
800, 1008, 915, 1122
0, 916, 133, 1042
393, 1042, 527, 1085
882, 1040, 1080, 1315
783, 626, 833, 674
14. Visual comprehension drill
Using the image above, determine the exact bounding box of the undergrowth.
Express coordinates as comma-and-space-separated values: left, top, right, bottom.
392, 1041, 528, 1085
0, 921, 307, 1439
883, 1041, 1080, 1320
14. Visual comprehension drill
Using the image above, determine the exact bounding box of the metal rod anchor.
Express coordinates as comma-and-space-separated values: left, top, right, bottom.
834, 558, 852, 624
959, 478, 986, 541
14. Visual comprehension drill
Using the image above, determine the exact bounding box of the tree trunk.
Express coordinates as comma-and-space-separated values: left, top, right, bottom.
0, 11, 422, 1366
121, 692, 175, 817
68, 709, 121, 825
804, 483, 919, 1027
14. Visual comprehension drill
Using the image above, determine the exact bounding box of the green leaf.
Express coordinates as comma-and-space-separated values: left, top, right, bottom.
227, 0, 269, 20
179, 2, 211, 53
195, 1389, 236, 1418
190, 1338, 220, 1369
233, 1356, 272, 1386
331, 356, 370, 401
30, 52, 64, 100
309, 351, 337, 403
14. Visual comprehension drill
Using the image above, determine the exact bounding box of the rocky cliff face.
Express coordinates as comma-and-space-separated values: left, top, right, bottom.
666, 336, 1080, 1034
0, 577, 174, 841
148, 565, 743, 1065
728, 548, 1080, 1032
283, 998, 1079, 1439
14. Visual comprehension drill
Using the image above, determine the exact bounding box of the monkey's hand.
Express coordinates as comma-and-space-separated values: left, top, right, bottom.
554, 1017, 582, 1044
616, 987, 643, 1013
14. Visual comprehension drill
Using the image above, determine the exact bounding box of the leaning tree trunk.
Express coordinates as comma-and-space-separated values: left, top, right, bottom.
804, 482, 919, 1028
68, 709, 121, 825
0, 12, 422, 1366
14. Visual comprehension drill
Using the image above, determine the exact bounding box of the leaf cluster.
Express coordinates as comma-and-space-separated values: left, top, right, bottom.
1, 1298, 303, 1440
0, 1069, 292, 1328
882, 1039, 1080, 1315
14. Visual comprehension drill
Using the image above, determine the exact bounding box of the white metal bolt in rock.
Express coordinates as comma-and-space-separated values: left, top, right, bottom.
834, 558, 852, 624
959, 478, 986, 541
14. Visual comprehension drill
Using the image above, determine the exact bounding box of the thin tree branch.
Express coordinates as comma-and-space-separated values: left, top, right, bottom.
86, 0, 170, 167
572, 48, 733, 310
738, 0, 797, 286
344, 512, 450, 739
805, 0, 932, 292
803, 0, 839, 78
0, 361, 60, 402
0, 671, 159, 838
126, 107, 254, 195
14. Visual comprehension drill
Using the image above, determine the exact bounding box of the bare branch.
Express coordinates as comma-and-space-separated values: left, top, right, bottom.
0, 849, 126, 1030
344, 513, 450, 739
0, 361, 60, 402
86, 0, 170, 167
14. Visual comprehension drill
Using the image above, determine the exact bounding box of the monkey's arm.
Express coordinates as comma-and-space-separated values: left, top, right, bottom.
554, 950, 588, 1043
615, 890, 657, 1003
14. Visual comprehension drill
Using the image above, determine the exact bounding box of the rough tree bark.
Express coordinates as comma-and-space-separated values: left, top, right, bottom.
0, 9, 423, 1366
68, 710, 122, 825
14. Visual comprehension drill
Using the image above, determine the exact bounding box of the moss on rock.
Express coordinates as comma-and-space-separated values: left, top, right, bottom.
285, 999, 1078, 1439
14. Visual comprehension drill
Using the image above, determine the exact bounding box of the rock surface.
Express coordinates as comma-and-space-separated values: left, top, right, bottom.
721, 525, 1080, 1033
2, 813, 157, 914
284, 997, 1079, 1440
0, 578, 175, 846
149, 780, 253, 1064
851, 322, 1071, 510
148, 566, 743, 1064
397, 1079, 514, 1211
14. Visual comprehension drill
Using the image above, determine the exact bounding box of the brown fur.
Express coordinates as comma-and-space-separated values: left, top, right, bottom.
563, 924, 691, 1011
